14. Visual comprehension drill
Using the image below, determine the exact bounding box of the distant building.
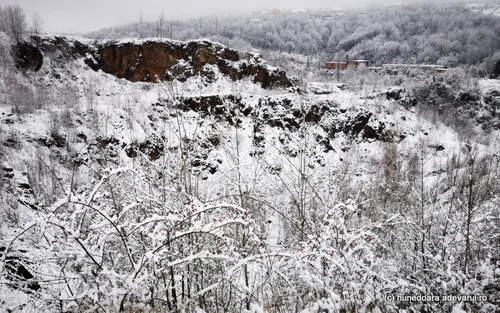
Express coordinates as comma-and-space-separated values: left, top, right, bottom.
325, 61, 448, 73
382, 64, 448, 73
348, 60, 370, 67
325, 62, 348, 70
325, 60, 449, 74
325, 59, 369, 70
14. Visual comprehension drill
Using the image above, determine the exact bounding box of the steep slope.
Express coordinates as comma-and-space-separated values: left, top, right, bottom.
1, 35, 500, 313
14, 36, 292, 89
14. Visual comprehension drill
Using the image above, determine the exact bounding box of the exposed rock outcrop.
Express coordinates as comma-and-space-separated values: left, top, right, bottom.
383, 87, 417, 108
14, 36, 292, 89
36, 36, 91, 60
11, 43, 43, 71
86, 39, 292, 89
17, 36, 293, 89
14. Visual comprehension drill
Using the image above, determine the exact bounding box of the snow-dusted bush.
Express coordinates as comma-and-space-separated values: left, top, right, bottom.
4, 166, 262, 312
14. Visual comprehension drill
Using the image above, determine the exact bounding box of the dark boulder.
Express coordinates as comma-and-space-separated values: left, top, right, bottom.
384, 87, 417, 108
491, 59, 500, 79
346, 111, 372, 135
0, 247, 41, 291
125, 138, 164, 161
10, 43, 43, 71
458, 91, 480, 103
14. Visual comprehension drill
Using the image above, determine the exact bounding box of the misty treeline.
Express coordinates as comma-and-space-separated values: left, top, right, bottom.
0, 5, 26, 44
0, 4, 43, 43
89, 3, 500, 75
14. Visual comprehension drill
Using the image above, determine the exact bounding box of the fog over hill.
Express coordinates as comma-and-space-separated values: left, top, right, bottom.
6, 0, 497, 33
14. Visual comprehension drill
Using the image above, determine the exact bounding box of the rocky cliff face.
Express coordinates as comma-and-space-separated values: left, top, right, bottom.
88, 39, 292, 88
13, 37, 292, 90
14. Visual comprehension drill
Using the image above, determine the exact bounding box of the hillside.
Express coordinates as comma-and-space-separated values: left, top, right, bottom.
0, 35, 500, 313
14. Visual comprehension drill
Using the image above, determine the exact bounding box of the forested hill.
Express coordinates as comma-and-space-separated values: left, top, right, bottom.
87, 2, 500, 74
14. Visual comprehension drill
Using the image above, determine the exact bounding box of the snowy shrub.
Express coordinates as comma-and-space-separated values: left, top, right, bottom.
5, 167, 262, 312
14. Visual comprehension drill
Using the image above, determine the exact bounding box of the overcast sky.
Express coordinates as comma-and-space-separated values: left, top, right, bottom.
0, 0, 476, 34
